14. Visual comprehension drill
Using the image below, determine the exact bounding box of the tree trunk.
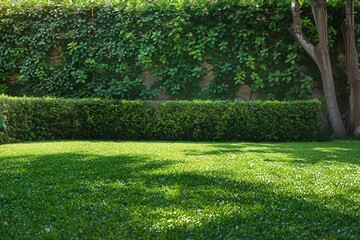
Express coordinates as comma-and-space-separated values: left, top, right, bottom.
290, 0, 346, 136
342, 0, 360, 136
315, 47, 346, 135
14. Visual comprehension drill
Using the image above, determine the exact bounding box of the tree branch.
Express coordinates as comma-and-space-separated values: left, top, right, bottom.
289, 0, 317, 62
311, 0, 329, 47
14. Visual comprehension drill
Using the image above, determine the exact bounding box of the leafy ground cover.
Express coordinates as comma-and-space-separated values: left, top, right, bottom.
0, 140, 359, 239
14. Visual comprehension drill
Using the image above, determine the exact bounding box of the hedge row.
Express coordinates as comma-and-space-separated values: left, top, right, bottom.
0, 96, 323, 142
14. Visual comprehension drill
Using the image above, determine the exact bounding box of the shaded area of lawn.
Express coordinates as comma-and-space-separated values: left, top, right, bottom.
0, 141, 359, 239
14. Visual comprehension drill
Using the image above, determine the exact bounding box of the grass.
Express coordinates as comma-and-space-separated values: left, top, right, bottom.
0, 140, 359, 239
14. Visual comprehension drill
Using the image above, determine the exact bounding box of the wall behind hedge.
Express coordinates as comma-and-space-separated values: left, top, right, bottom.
0, 95, 324, 143
1, 1, 357, 101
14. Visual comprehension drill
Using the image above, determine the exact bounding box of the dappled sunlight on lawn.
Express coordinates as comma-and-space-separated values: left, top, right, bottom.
183, 141, 360, 165
0, 141, 359, 239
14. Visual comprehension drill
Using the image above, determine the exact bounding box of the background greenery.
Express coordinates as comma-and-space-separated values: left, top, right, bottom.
1, 0, 358, 102
0, 140, 359, 239
0, 96, 323, 142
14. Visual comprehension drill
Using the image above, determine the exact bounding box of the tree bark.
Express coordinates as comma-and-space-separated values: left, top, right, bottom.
290, 0, 346, 136
342, 0, 360, 136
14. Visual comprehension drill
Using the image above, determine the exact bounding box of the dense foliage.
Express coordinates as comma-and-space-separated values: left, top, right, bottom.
0, 96, 323, 142
1, 0, 358, 101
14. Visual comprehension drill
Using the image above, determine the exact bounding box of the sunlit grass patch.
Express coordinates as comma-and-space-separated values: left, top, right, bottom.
0, 141, 359, 239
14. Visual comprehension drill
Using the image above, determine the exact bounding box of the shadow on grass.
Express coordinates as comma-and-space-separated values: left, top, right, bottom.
0, 150, 359, 239
184, 141, 360, 165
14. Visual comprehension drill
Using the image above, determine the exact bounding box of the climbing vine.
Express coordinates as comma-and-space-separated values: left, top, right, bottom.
0, 1, 358, 100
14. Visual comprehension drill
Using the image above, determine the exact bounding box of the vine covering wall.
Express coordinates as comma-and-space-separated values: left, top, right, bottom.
0, 1, 358, 100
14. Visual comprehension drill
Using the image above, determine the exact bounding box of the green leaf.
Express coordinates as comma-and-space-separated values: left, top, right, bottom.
0, 119, 7, 131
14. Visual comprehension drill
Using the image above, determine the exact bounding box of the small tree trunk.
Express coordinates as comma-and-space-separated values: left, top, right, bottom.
290, 0, 346, 136
315, 47, 346, 135
342, 0, 360, 135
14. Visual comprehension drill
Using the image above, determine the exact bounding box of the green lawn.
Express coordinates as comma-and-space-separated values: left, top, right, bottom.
0, 141, 359, 239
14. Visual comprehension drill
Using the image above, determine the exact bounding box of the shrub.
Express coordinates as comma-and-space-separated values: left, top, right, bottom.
0, 95, 323, 143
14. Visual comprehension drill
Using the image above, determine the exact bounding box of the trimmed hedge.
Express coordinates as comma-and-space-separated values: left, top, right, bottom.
0, 96, 323, 142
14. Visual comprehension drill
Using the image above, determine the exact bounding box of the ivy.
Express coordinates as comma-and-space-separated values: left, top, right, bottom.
0, 1, 358, 100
